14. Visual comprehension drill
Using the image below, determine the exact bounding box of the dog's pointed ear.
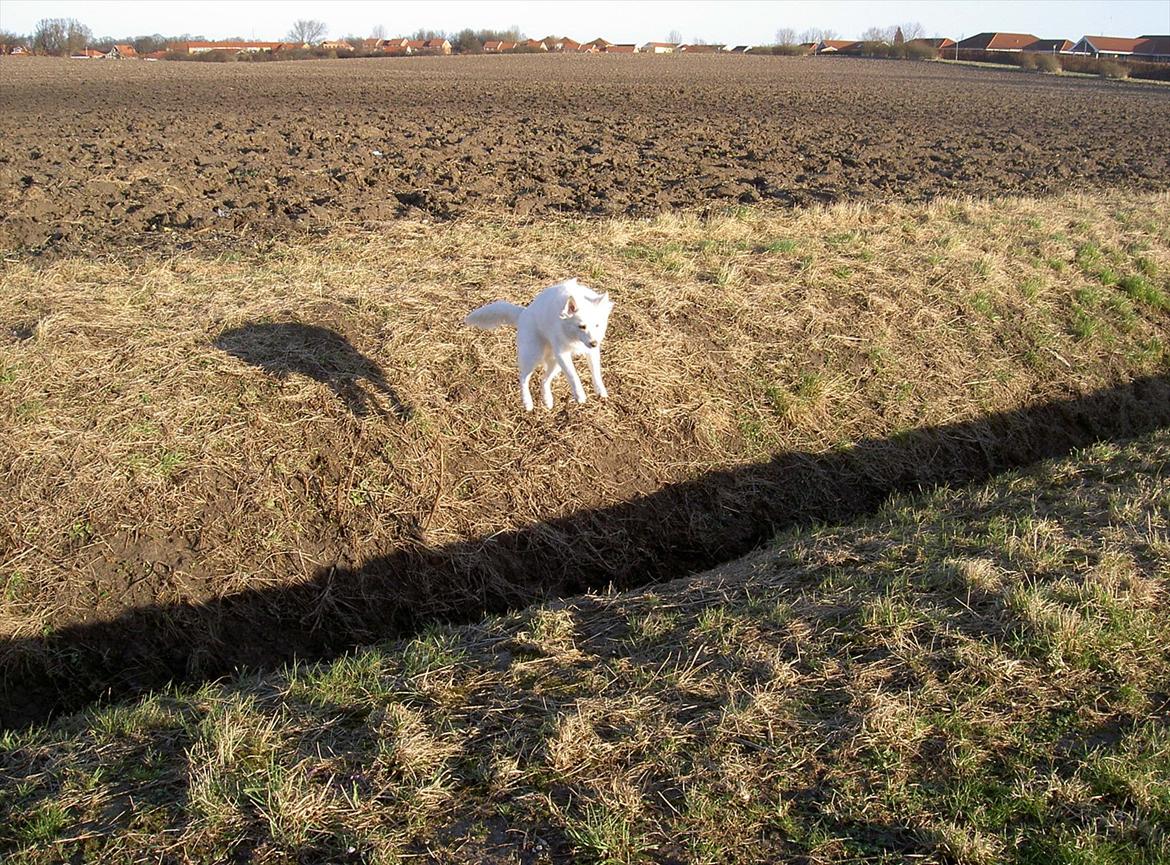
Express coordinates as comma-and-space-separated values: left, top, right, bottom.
601, 292, 612, 306
560, 296, 578, 318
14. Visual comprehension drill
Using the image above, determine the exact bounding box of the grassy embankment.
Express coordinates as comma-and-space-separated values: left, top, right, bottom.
1, 191, 1169, 860
2, 428, 1168, 863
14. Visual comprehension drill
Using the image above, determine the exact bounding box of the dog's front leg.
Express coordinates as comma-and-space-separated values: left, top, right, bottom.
587, 349, 608, 400
558, 352, 587, 404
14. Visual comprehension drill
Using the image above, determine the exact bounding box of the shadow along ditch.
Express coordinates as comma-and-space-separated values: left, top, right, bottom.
4, 374, 1169, 728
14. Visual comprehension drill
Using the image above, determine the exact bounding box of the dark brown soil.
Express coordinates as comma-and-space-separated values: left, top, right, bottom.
2, 54, 1169, 254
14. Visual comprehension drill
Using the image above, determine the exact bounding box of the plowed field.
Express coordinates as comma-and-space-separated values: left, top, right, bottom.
2, 53, 1169, 253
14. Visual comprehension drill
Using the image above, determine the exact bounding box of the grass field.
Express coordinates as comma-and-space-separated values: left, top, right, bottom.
2, 425, 1167, 863
2, 188, 1169, 861
3, 192, 1169, 722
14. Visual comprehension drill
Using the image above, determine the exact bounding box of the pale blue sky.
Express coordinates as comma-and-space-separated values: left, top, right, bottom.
1, 0, 1167, 43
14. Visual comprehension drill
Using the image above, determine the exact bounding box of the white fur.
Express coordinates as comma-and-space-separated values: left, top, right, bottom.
465, 277, 614, 411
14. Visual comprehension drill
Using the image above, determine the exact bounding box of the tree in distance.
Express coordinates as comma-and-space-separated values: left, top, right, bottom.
288, 19, 327, 44
33, 17, 92, 56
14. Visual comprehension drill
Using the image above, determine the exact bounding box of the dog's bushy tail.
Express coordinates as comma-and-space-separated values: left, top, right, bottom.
465, 301, 524, 330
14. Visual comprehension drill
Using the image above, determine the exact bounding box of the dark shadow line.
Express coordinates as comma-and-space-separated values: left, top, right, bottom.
2, 374, 1169, 729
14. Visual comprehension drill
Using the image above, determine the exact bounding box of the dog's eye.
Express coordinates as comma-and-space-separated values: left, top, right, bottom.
578, 324, 587, 330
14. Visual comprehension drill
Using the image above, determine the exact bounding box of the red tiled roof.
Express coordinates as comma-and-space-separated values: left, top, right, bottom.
817, 40, 864, 53
1079, 35, 1141, 53
956, 32, 1038, 51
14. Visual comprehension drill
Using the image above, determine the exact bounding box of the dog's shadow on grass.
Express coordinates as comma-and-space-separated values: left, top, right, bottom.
214, 322, 413, 421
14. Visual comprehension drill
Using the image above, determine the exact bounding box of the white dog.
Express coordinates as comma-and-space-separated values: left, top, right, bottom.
465, 277, 614, 411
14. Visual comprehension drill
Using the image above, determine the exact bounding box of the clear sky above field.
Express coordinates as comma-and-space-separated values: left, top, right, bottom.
1, 0, 1167, 43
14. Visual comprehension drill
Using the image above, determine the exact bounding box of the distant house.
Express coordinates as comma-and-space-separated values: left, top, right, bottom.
1135, 35, 1170, 61
105, 43, 138, 59
725, 45, 752, 53
422, 38, 452, 55
173, 40, 282, 54
71, 48, 104, 58
678, 43, 723, 53
144, 49, 168, 60
9, 44, 30, 55
483, 40, 518, 53
909, 37, 956, 54
1069, 34, 1170, 60
1025, 38, 1073, 53
581, 38, 611, 52
605, 43, 637, 53
379, 38, 410, 53
816, 39, 863, 54
275, 42, 309, 52
522, 38, 549, 51
955, 32, 1038, 54
319, 40, 353, 51
641, 42, 677, 53
544, 36, 580, 52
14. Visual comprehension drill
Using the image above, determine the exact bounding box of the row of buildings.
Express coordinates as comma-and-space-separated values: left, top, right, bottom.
814, 32, 1170, 62
480, 38, 752, 54
0, 36, 753, 59
4, 31, 1167, 63
163, 36, 754, 56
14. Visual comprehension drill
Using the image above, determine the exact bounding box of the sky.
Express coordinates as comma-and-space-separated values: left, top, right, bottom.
1, 0, 1167, 44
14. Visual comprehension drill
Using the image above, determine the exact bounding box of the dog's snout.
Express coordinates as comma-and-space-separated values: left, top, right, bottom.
589, 340, 598, 348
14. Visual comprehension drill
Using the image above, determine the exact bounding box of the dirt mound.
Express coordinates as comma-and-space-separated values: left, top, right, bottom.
3, 55, 1170, 254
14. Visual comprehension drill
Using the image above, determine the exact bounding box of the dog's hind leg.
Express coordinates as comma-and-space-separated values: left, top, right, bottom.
557, 351, 588, 404
517, 339, 541, 412
540, 362, 563, 409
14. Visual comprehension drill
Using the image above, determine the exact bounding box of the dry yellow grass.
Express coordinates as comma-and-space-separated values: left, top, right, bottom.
1, 190, 1169, 723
